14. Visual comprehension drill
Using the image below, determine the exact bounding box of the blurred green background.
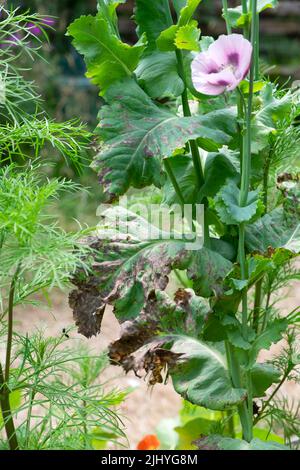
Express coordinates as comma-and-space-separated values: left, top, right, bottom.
7, 0, 300, 222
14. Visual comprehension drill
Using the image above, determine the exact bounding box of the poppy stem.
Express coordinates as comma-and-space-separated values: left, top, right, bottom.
222, 0, 232, 34
236, 0, 258, 443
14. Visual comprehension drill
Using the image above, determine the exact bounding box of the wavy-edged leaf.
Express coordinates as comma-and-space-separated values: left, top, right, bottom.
169, 335, 247, 410
93, 79, 235, 202
175, 23, 200, 51
157, 0, 202, 51
215, 180, 263, 225
67, 13, 146, 94
247, 318, 289, 368
135, 51, 184, 99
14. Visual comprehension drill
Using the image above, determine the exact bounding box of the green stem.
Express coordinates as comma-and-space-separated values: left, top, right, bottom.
242, 0, 250, 38
261, 288, 272, 333
5, 264, 21, 382
0, 362, 19, 450
222, 0, 232, 34
235, 0, 258, 443
252, 277, 263, 333
175, 48, 210, 248
226, 411, 236, 438
175, 49, 205, 190
163, 158, 185, 206
225, 342, 252, 441
263, 150, 271, 212
254, 12, 260, 80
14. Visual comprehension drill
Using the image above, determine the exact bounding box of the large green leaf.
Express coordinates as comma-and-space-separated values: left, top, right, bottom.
252, 84, 294, 153
67, 13, 146, 94
169, 336, 247, 410
195, 435, 288, 450
245, 207, 300, 254
249, 363, 281, 398
157, 0, 202, 51
93, 79, 235, 202
247, 318, 289, 368
198, 152, 239, 202
135, 0, 172, 50
135, 51, 184, 99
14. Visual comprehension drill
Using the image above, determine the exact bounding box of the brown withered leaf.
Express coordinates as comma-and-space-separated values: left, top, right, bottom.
69, 208, 229, 338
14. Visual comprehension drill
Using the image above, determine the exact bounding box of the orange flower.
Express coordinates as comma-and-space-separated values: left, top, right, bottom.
137, 434, 160, 450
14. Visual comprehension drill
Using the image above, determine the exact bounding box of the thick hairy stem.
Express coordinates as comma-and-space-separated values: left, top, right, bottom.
0, 362, 19, 450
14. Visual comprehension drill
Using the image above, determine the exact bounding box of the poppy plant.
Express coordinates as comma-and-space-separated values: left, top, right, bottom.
191, 34, 252, 95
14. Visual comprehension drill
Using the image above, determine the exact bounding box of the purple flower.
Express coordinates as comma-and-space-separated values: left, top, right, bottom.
191, 34, 252, 96
27, 18, 56, 37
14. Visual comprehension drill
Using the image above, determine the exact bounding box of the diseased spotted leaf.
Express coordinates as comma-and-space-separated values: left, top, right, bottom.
67, 13, 146, 94
69, 207, 232, 337
169, 336, 247, 410
135, 51, 185, 99
93, 78, 236, 202
108, 288, 210, 366
187, 247, 233, 298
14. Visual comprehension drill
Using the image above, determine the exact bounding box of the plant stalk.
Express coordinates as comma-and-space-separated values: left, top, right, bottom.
222, 0, 232, 34
5, 264, 21, 382
252, 277, 263, 333
225, 341, 252, 441
0, 362, 19, 450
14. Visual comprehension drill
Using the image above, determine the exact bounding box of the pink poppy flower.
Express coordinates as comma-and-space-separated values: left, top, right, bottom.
191, 34, 252, 96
